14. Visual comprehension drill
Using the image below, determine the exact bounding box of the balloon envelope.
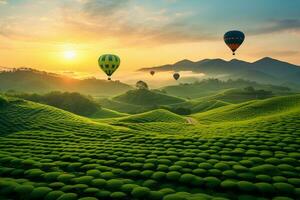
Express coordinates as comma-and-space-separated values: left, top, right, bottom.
150, 70, 155, 76
98, 54, 120, 80
173, 73, 180, 80
224, 30, 245, 55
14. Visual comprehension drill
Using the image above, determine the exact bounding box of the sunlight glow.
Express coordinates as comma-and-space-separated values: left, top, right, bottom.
64, 50, 76, 60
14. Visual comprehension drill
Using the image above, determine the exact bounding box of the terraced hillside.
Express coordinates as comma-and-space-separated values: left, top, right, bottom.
193, 94, 300, 123
90, 108, 128, 119
1, 94, 300, 200
99, 89, 185, 114
0, 95, 126, 135
118, 109, 187, 123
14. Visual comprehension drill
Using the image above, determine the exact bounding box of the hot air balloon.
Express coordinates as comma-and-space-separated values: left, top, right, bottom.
150, 70, 155, 76
173, 73, 180, 80
224, 30, 245, 55
98, 54, 120, 80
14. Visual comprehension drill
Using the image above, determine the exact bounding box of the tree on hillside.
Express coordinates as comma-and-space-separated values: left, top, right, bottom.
136, 80, 149, 90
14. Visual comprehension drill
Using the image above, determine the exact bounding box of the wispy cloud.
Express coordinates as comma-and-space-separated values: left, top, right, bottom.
60, 0, 217, 46
251, 50, 300, 57
248, 19, 300, 35
0, 0, 7, 5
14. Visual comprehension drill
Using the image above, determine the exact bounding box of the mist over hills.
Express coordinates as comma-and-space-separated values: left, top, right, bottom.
0, 68, 132, 97
140, 57, 300, 85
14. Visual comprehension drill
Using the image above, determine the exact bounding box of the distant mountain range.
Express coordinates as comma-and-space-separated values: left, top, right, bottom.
140, 57, 300, 85
0, 68, 132, 97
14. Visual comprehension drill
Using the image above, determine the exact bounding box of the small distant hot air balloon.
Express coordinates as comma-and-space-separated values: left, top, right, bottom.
173, 73, 180, 80
150, 70, 155, 76
224, 30, 245, 55
98, 54, 120, 80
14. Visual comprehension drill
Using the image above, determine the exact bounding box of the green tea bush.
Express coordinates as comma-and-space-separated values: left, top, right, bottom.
166, 171, 181, 181
57, 192, 78, 200
57, 174, 75, 183
101, 172, 115, 179
149, 191, 164, 200
44, 172, 62, 182
273, 183, 295, 195
48, 182, 65, 189
163, 193, 187, 200
86, 169, 101, 177
83, 187, 100, 195
73, 176, 93, 184
256, 174, 272, 182
179, 173, 196, 184
30, 187, 53, 199
91, 178, 107, 187
121, 184, 139, 193
44, 190, 65, 200
152, 171, 166, 180
106, 179, 124, 190
110, 191, 127, 199
204, 177, 221, 189
220, 180, 237, 190
237, 181, 256, 192
131, 186, 151, 198
96, 190, 111, 199
250, 164, 279, 175
272, 197, 294, 200
24, 169, 44, 180
255, 182, 275, 194
142, 179, 158, 188
14, 184, 34, 196
287, 178, 300, 187
0, 180, 19, 195
141, 170, 154, 178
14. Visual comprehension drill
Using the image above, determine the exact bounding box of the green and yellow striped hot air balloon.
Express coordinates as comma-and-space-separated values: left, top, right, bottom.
98, 54, 120, 80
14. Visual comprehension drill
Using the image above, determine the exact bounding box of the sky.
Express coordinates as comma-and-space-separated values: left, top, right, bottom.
0, 0, 300, 80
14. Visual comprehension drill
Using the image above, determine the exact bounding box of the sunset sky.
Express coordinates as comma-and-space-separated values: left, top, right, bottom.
0, 0, 300, 79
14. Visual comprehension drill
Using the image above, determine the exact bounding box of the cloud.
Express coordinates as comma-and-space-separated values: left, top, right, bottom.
251, 50, 300, 57
248, 19, 300, 35
82, 0, 131, 17
60, 1, 217, 46
0, 0, 7, 5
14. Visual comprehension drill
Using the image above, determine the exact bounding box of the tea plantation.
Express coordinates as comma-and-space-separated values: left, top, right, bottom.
1, 95, 300, 200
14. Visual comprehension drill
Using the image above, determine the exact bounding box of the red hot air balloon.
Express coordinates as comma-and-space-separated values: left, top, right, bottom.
224, 30, 245, 55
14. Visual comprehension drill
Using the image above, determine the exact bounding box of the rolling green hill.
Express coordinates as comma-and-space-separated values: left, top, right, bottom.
0, 68, 132, 97
118, 109, 187, 123
113, 89, 185, 106
99, 89, 186, 114
0, 95, 125, 135
164, 87, 274, 114
161, 79, 292, 99
89, 107, 128, 119
193, 94, 300, 123
1, 94, 300, 200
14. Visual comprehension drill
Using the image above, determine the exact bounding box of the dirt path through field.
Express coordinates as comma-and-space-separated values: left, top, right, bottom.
186, 117, 197, 124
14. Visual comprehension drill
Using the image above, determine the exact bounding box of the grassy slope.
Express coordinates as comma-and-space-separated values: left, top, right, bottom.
0, 95, 127, 135
113, 89, 185, 106
118, 109, 187, 123
99, 89, 186, 114
89, 107, 128, 119
196, 88, 274, 104
167, 88, 270, 114
1, 94, 300, 199
192, 94, 300, 123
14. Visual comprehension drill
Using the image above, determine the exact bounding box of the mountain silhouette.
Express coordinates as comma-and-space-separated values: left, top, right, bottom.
0, 68, 132, 96
140, 57, 300, 85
